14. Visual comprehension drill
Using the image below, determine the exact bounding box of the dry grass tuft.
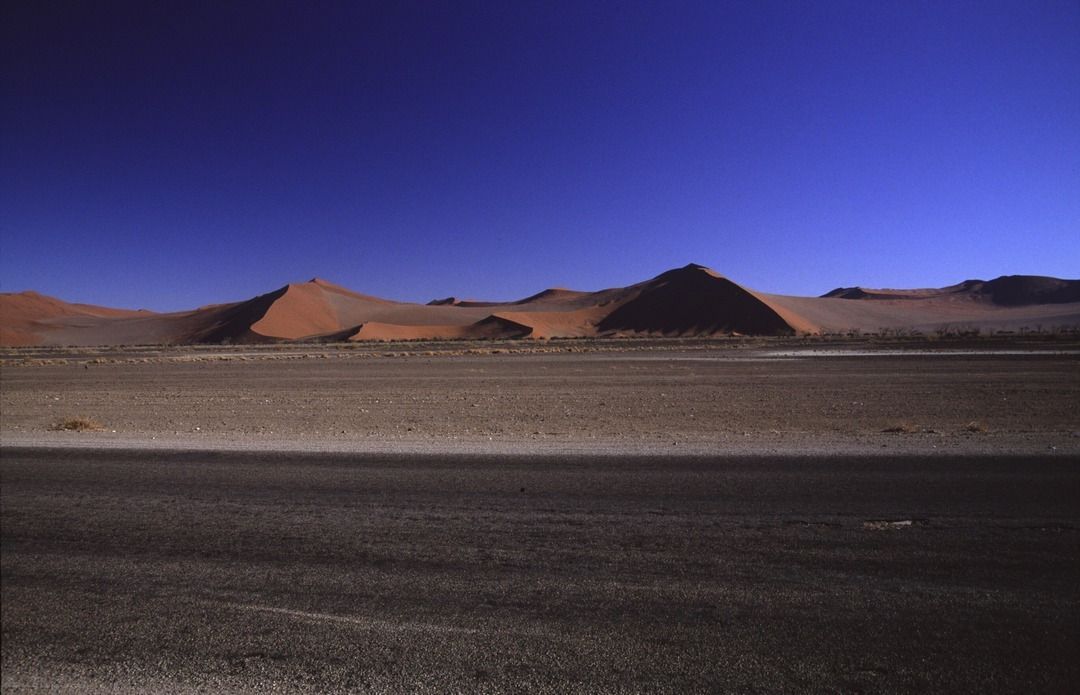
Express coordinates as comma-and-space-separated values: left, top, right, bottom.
49, 417, 105, 432
882, 421, 918, 434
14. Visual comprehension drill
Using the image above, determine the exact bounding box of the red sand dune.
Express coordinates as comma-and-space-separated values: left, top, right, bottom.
249, 279, 393, 340
0, 291, 153, 346
761, 274, 1080, 335
2, 266, 1078, 346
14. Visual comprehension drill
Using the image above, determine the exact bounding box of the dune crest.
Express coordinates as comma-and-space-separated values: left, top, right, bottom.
3, 267, 1078, 346
250, 283, 348, 339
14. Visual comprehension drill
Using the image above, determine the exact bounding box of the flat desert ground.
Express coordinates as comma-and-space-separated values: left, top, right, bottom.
2, 339, 1079, 692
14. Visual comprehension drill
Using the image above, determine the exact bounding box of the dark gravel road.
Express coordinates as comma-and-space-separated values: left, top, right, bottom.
3, 448, 1079, 693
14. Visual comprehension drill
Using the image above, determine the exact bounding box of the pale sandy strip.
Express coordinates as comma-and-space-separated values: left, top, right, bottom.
209, 601, 565, 640
3, 431, 1077, 457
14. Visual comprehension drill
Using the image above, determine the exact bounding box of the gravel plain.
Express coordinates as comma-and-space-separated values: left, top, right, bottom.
2, 343, 1079, 455
2, 343, 1079, 692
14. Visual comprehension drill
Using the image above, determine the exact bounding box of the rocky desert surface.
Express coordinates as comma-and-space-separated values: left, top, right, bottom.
3, 339, 1079, 692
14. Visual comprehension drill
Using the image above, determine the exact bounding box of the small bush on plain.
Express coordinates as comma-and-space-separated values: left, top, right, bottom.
49, 417, 105, 432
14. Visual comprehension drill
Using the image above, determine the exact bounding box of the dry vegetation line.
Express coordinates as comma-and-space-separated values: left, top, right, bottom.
0, 341, 774, 370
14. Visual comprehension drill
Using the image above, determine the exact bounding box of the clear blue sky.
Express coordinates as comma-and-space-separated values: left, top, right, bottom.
2, 1, 1078, 311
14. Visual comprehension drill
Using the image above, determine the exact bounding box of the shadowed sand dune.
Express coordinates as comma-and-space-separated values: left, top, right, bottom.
597, 265, 795, 336
2, 266, 1078, 345
346, 315, 534, 341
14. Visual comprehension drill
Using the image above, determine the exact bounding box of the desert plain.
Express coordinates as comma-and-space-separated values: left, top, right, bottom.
2, 337, 1079, 693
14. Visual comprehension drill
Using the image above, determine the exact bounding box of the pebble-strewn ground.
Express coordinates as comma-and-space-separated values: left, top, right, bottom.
2, 345, 1079, 455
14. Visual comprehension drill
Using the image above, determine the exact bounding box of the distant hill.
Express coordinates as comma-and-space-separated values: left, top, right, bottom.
823, 275, 1080, 305
3, 267, 1078, 346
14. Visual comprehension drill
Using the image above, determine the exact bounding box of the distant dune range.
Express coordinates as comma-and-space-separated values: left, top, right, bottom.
2, 264, 1078, 346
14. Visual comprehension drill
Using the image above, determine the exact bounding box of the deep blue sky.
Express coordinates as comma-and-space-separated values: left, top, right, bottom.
3, 1, 1078, 311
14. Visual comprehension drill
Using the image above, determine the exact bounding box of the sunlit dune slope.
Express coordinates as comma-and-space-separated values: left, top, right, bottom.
3, 268, 1077, 345
0, 291, 153, 346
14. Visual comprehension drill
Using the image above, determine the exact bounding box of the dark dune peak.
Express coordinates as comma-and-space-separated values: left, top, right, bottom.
971, 276, 1080, 306
597, 264, 795, 336
822, 287, 871, 299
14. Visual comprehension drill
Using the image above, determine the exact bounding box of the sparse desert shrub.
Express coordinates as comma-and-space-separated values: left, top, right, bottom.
49, 417, 105, 432
882, 421, 918, 434
962, 420, 989, 433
